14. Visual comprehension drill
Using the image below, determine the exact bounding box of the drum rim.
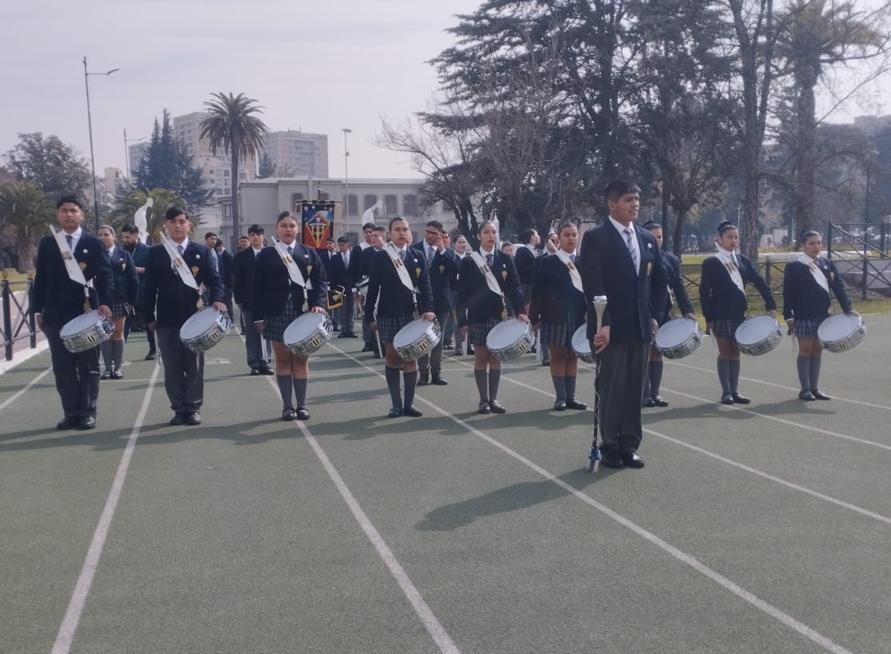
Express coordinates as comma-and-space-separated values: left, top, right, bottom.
655, 318, 698, 347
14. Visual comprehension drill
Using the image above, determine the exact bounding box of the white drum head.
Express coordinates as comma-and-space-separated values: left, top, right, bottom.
655, 318, 698, 350
571, 324, 591, 356
818, 314, 861, 341
486, 319, 527, 349
735, 315, 778, 346
60, 312, 99, 338
393, 319, 435, 349
180, 309, 219, 340
284, 312, 326, 343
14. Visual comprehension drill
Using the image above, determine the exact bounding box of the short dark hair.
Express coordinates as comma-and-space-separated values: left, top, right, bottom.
717, 220, 738, 236
56, 195, 82, 209
425, 220, 444, 231
337, 236, 350, 244
98, 224, 116, 236
372, 225, 386, 234
518, 228, 537, 245
501, 240, 513, 248
204, 232, 217, 239
248, 224, 264, 235
556, 222, 577, 235
277, 211, 291, 222
642, 220, 662, 231
604, 180, 640, 202
478, 220, 497, 235
388, 216, 408, 230
239, 234, 250, 240
121, 224, 139, 235
165, 206, 188, 221
362, 222, 376, 231
799, 229, 821, 244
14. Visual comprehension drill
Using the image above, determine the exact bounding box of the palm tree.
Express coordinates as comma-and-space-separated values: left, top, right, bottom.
0, 181, 55, 272
106, 188, 191, 243
200, 92, 269, 244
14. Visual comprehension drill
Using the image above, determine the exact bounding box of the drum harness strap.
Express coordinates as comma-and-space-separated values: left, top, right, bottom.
470, 251, 508, 319
384, 243, 420, 317
51, 226, 92, 313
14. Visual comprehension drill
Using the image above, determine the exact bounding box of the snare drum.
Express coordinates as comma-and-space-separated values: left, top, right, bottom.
486, 318, 535, 361
283, 312, 333, 355
393, 318, 441, 361
571, 324, 594, 363
59, 311, 115, 354
734, 315, 782, 356
818, 313, 865, 353
179, 308, 232, 353
655, 318, 702, 359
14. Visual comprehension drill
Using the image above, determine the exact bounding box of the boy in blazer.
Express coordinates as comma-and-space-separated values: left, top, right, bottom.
32, 196, 113, 430
233, 224, 272, 375
143, 207, 225, 426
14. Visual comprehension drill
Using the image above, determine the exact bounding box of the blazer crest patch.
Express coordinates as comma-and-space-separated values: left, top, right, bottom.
415, 267, 421, 277
79, 262, 87, 271
501, 270, 508, 280
438, 264, 445, 274
191, 265, 199, 276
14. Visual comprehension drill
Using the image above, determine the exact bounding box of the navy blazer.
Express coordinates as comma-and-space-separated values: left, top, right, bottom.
700, 253, 776, 324
142, 241, 224, 328
660, 251, 694, 322
214, 248, 235, 291
252, 243, 327, 322
456, 250, 525, 326
327, 246, 362, 290
364, 247, 434, 320
529, 253, 586, 327
232, 248, 261, 310
32, 232, 113, 327
578, 222, 668, 342
514, 245, 538, 286
106, 247, 139, 306
411, 242, 459, 313
782, 258, 851, 321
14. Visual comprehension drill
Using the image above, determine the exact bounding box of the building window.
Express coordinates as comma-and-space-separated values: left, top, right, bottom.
347, 194, 359, 217
363, 194, 378, 211
403, 194, 418, 217
384, 194, 398, 216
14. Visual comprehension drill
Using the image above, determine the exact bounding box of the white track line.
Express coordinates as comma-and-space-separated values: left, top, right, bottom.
51, 364, 161, 654
665, 359, 891, 413
258, 373, 461, 654
330, 344, 855, 654
441, 354, 891, 527
0, 367, 51, 413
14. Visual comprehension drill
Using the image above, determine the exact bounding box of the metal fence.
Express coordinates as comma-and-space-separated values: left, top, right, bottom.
1, 275, 37, 361
827, 223, 891, 300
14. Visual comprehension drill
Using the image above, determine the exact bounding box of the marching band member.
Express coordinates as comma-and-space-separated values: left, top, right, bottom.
120, 224, 156, 360
364, 217, 436, 418
451, 234, 472, 356
529, 222, 587, 411
97, 225, 138, 379
700, 220, 776, 405
782, 230, 854, 401
233, 224, 273, 375
641, 221, 696, 407
456, 221, 527, 414
579, 181, 668, 469
143, 207, 225, 426
252, 211, 328, 421
32, 196, 113, 430
439, 230, 457, 350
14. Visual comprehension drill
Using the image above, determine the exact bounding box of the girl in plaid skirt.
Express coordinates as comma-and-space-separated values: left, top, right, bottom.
97, 225, 138, 379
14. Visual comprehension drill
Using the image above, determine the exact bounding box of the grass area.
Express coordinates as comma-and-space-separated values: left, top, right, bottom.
1, 270, 31, 290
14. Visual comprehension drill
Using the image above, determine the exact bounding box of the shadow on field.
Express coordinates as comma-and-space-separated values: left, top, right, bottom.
651, 398, 835, 424
308, 412, 469, 440
416, 468, 614, 531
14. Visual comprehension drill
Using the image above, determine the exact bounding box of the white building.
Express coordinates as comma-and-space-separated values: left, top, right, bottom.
261, 130, 328, 177
127, 142, 149, 181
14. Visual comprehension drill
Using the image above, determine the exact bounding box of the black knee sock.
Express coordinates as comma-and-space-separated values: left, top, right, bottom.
729, 359, 741, 394
717, 359, 732, 396
796, 355, 811, 391
112, 339, 124, 370
385, 367, 403, 409
276, 375, 294, 410
474, 369, 488, 403
100, 341, 113, 371
565, 375, 577, 402
552, 375, 567, 402
809, 356, 822, 391
294, 377, 307, 408
488, 368, 501, 402
649, 361, 663, 397
403, 370, 418, 408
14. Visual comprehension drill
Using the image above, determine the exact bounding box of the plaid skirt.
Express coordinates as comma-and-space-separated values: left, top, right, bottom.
793, 317, 824, 338
712, 318, 744, 339
377, 315, 414, 343
265, 296, 301, 342
540, 313, 583, 348
469, 318, 501, 347
110, 301, 129, 320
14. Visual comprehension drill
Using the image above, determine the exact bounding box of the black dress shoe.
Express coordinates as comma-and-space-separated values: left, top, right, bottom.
281, 408, 296, 421
295, 407, 310, 420
101, 369, 112, 380
565, 399, 587, 410
467, 345, 475, 355
600, 450, 624, 469
478, 402, 491, 414
388, 407, 403, 418
652, 396, 669, 407
621, 449, 645, 469
731, 393, 751, 404
250, 368, 260, 376
170, 413, 186, 426
77, 416, 97, 430
553, 400, 567, 411
641, 397, 656, 408
402, 406, 423, 417
361, 344, 373, 352
431, 375, 448, 385
185, 411, 202, 426
720, 394, 734, 405
144, 351, 157, 361
417, 371, 429, 386
799, 390, 816, 401
259, 367, 274, 376
57, 417, 79, 430
812, 389, 831, 400
489, 401, 507, 414
454, 348, 463, 356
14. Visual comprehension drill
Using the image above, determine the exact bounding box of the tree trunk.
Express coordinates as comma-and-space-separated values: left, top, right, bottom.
230, 147, 240, 248
672, 206, 688, 257
16, 235, 35, 273
793, 64, 818, 243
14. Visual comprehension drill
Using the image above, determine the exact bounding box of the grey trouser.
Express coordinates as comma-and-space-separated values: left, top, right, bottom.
157, 326, 204, 413
45, 324, 100, 418
240, 306, 266, 369
419, 310, 450, 374
597, 340, 649, 451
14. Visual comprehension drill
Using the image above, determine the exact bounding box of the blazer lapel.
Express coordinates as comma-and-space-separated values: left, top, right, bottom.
606, 224, 636, 276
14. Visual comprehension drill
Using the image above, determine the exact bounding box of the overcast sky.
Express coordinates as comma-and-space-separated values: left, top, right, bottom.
1, 0, 888, 183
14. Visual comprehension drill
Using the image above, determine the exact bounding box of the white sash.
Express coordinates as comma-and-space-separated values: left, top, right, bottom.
51, 226, 88, 286
797, 253, 830, 295
555, 249, 583, 293
470, 251, 504, 298
384, 243, 416, 293
716, 250, 744, 295
160, 234, 199, 290
273, 240, 307, 288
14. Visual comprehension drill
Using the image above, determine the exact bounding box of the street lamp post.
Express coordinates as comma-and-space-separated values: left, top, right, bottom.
342, 128, 351, 231
83, 56, 119, 230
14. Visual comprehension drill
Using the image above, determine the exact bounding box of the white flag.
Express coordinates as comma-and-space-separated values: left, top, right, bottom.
134, 197, 153, 243
361, 202, 379, 224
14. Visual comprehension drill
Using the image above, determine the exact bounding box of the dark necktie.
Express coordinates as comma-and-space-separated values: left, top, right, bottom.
287, 245, 294, 256
66, 235, 73, 249
399, 249, 406, 261
177, 244, 184, 256
427, 247, 434, 264
623, 228, 638, 271
485, 253, 493, 267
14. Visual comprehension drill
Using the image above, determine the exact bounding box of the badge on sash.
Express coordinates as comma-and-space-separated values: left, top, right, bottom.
501, 270, 507, 280
121, 262, 127, 271
79, 262, 87, 271
191, 266, 199, 276
307, 265, 313, 274
438, 265, 444, 274
647, 262, 652, 275
415, 267, 421, 277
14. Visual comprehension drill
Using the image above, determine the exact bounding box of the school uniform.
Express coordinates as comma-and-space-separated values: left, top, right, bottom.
122, 240, 156, 356
411, 241, 459, 383
233, 246, 270, 372
358, 245, 381, 352
514, 244, 538, 304
99, 245, 139, 376
456, 249, 525, 346
32, 229, 113, 428
142, 240, 224, 422
327, 246, 361, 336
